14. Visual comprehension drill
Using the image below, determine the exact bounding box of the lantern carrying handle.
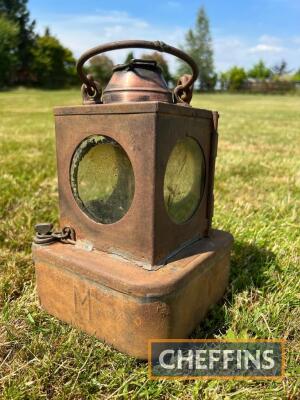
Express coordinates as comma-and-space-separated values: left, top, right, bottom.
76, 40, 199, 104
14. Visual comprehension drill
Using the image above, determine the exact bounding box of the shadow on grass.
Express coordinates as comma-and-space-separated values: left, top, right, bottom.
191, 240, 279, 338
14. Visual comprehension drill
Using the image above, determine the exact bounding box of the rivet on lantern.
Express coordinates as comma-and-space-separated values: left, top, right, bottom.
32, 40, 233, 359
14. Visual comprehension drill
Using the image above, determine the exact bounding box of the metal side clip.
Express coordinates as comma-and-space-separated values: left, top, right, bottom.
33, 223, 76, 246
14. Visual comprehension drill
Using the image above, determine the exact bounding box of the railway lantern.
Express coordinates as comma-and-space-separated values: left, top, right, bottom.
33, 40, 233, 359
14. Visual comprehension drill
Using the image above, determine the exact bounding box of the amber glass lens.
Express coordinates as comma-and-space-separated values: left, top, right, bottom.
70, 135, 135, 224
164, 137, 205, 224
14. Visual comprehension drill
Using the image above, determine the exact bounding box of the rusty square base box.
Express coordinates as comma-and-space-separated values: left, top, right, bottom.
33, 229, 233, 359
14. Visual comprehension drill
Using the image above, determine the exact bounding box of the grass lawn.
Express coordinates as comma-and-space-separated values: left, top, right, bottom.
0, 88, 299, 399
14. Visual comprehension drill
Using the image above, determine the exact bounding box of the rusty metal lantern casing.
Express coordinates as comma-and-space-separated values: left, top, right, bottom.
32, 40, 233, 359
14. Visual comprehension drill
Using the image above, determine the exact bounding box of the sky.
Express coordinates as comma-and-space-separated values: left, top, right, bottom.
28, 0, 300, 73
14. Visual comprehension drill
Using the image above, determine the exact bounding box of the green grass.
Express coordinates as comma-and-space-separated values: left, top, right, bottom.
0, 88, 299, 399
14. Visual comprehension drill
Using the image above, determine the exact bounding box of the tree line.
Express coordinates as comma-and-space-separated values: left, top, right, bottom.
0, 0, 77, 88
177, 7, 300, 91
0, 0, 299, 91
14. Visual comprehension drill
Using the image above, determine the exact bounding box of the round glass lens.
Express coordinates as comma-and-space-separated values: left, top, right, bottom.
164, 137, 205, 224
70, 135, 135, 224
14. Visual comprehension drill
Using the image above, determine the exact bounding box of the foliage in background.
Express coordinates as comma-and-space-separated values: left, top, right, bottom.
0, 0, 36, 84
88, 55, 114, 88
248, 60, 272, 80
220, 66, 247, 91
272, 60, 291, 78
178, 6, 215, 90
31, 28, 77, 88
124, 51, 135, 64
0, 15, 19, 87
141, 51, 173, 84
292, 68, 300, 81
0, 0, 77, 89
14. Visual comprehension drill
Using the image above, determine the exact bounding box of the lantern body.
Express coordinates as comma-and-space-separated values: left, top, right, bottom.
54, 102, 217, 268
33, 101, 233, 358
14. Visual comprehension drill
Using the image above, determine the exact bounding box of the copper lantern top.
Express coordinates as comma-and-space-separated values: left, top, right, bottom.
76, 40, 199, 106
102, 59, 173, 104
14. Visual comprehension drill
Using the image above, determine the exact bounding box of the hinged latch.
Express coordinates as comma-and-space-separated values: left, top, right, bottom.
33, 223, 76, 246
